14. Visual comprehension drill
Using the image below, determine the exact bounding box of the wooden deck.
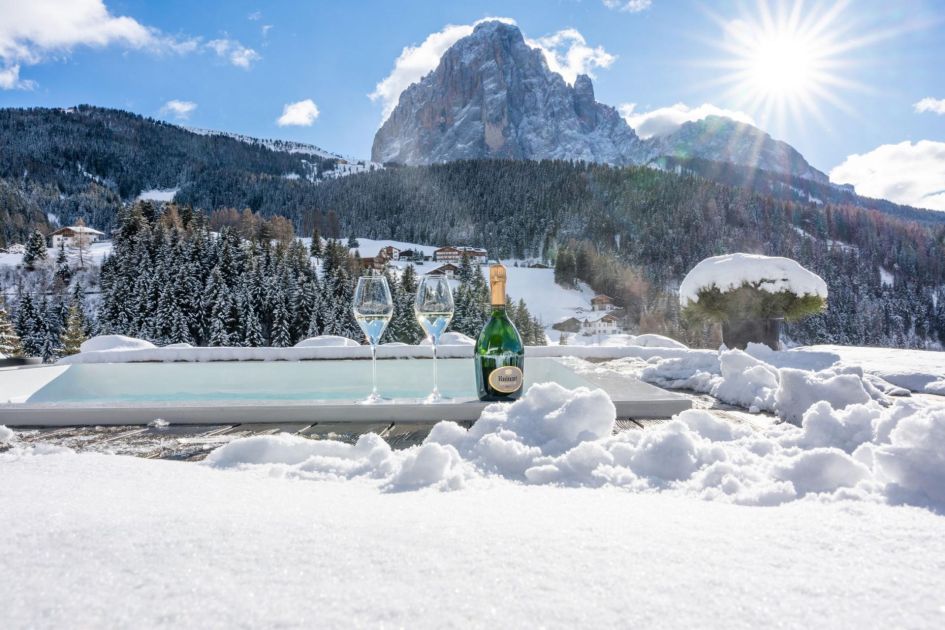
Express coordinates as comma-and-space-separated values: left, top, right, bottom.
5, 416, 697, 461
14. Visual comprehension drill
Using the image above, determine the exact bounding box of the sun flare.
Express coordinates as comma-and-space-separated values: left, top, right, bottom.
704, 1, 872, 132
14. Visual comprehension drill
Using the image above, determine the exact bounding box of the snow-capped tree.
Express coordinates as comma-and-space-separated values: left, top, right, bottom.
23, 230, 48, 271
60, 302, 89, 356
0, 298, 23, 357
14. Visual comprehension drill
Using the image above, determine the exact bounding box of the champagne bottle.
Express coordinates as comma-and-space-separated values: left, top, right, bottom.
475, 263, 525, 401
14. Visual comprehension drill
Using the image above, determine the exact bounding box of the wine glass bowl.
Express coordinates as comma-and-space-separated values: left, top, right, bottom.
414, 274, 454, 403
353, 275, 394, 403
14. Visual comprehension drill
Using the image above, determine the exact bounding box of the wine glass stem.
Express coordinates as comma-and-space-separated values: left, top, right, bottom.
371, 343, 378, 397
432, 340, 438, 395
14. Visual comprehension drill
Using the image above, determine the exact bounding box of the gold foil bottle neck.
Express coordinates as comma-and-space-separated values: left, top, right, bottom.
489, 263, 506, 307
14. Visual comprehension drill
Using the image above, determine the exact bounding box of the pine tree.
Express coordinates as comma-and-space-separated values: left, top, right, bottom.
270, 294, 292, 347
38, 296, 64, 363
392, 264, 424, 343
54, 241, 72, 287
0, 299, 23, 357
23, 230, 48, 271
310, 226, 323, 258
241, 295, 265, 347
347, 235, 360, 249
14, 293, 43, 358
61, 303, 89, 356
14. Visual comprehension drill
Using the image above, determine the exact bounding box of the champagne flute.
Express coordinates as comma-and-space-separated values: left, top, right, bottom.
353, 274, 393, 403
414, 274, 454, 403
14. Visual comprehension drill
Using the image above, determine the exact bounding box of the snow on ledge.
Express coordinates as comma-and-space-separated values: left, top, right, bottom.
679, 253, 828, 307
56, 335, 703, 365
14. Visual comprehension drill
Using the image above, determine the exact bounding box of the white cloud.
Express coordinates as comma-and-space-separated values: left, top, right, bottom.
206, 38, 260, 69
370, 18, 615, 123
0, 64, 35, 90
530, 28, 615, 85
160, 99, 197, 120
829, 140, 945, 212
370, 18, 515, 122
619, 102, 756, 138
603, 0, 653, 13
914, 97, 945, 115
277, 99, 320, 126
247, 11, 262, 21
0, 0, 198, 89
262, 25, 274, 37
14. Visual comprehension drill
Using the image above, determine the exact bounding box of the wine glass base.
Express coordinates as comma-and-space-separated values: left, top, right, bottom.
359, 393, 391, 405
422, 391, 451, 404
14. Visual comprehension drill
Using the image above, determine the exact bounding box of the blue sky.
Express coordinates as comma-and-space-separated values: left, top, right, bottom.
1, 0, 944, 209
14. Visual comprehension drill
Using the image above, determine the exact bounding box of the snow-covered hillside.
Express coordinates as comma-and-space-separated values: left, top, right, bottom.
183, 125, 381, 177
0, 242, 112, 269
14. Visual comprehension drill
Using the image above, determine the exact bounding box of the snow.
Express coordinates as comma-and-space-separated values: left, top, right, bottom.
80, 335, 156, 353
679, 253, 828, 307
419, 331, 475, 346
0, 241, 112, 268
136, 188, 178, 202
0, 424, 13, 444
880, 266, 895, 287
793, 345, 945, 396
1, 449, 943, 628
635, 347, 889, 422
3, 375, 945, 626
294, 335, 360, 348
198, 380, 945, 510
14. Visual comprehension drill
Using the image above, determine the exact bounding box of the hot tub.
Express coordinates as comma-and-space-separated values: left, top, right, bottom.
0, 358, 691, 426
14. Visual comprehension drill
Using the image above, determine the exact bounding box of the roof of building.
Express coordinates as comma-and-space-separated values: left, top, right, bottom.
429, 263, 459, 272
51, 226, 105, 236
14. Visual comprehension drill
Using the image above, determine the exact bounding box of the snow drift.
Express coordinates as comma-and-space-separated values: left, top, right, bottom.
204, 380, 945, 511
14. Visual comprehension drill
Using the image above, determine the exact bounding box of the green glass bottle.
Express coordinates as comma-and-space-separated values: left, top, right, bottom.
475, 263, 525, 401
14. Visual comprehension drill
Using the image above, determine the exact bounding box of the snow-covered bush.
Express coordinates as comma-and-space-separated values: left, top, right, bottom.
680, 254, 827, 322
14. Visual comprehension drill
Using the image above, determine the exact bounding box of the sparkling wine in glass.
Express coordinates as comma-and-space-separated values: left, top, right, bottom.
414, 274, 454, 403
353, 274, 393, 403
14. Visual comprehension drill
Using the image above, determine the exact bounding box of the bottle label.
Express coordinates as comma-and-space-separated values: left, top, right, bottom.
488, 365, 523, 393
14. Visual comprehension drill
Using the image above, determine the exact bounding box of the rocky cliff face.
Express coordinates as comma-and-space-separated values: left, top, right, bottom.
372, 20, 827, 184
371, 21, 646, 166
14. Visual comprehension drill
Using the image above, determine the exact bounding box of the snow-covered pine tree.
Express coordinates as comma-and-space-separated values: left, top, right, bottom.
0, 298, 23, 357
390, 264, 424, 344
61, 303, 89, 356
54, 241, 72, 287
310, 226, 323, 258
208, 288, 237, 347
241, 293, 264, 347
23, 230, 48, 271
270, 294, 292, 348
449, 260, 488, 338
14, 293, 43, 357
38, 296, 64, 363
292, 275, 319, 342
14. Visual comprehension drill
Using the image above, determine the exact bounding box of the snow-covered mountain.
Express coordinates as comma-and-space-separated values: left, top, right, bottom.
648, 116, 829, 185
372, 20, 827, 184
371, 21, 647, 166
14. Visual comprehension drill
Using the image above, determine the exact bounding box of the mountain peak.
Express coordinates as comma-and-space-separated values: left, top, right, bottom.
371, 23, 643, 165
371, 23, 825, 184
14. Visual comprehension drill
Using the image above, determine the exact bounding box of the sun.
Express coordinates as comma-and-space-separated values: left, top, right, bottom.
748, 34, 815, 97
702, 1, 870, 133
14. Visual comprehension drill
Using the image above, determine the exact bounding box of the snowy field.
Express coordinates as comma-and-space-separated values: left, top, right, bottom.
0, 241, 113, 268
